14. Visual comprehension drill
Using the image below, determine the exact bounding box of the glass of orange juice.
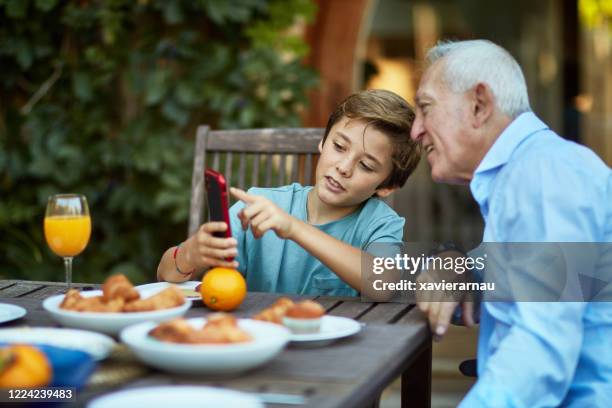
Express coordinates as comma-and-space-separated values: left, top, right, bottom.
44, 194, 91, 288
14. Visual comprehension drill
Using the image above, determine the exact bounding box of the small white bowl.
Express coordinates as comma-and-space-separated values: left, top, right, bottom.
120, 317, 290, 374
42, 288, 191, 336
282, 316, 322, 334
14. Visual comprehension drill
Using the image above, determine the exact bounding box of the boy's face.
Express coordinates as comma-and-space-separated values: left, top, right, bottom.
314, 116, 396, 208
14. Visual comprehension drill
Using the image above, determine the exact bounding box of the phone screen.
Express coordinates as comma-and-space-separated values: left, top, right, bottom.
205, 169, 232, 239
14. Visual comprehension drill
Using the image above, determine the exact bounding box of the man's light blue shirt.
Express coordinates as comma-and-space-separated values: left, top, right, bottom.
229, 183, 405, 296
461, 112, 612, 407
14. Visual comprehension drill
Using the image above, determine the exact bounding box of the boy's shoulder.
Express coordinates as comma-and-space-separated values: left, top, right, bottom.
357, 198, 405, 243
360, 197, 402, 220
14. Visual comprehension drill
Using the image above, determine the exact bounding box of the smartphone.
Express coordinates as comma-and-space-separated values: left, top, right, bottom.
204, 168, 232, 239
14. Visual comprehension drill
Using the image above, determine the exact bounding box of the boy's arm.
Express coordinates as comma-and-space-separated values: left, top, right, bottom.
231, 187, 397, 299
156, 222, 238, 282
289, 219, 377, 295
157, 245, 192, 282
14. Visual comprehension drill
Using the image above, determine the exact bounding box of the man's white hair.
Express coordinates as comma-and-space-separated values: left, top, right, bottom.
427, 40, 531, 118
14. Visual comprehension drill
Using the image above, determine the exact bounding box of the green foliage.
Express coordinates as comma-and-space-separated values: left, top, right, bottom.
0, 0, 318, 284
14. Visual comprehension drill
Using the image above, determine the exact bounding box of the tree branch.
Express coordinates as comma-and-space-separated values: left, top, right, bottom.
20, 62, 64, 115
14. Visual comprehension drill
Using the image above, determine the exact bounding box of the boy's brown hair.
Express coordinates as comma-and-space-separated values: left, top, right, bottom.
323, 89, 420, 189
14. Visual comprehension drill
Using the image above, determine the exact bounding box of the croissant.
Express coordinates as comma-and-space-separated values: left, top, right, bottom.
252, 297, 295, 324
102, 274, 140, 302
122, 286, 184, 312
59, 288, 124, 312
58, 274, 185, 313
149, 313, 252, 344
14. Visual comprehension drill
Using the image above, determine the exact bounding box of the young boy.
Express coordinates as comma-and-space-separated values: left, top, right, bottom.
157, 89, 420, 296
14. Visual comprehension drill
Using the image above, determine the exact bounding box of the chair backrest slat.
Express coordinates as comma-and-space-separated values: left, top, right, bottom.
278, 154, 287, 185
252, 154, 260, 187
212, 151, 220, 170
304, 153, 313, 186
189, 126, 324, 236
264, 153, 273, 187
290, 154, 298, 183
205, 128, 322, 153
224, 151, 233, 187
238, 153, 246, 190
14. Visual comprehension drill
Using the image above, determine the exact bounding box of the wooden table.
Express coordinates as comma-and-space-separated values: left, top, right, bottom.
0, 280, 431, 408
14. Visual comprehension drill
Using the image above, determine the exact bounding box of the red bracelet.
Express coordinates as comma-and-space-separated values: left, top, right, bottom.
173, 243, 195, 276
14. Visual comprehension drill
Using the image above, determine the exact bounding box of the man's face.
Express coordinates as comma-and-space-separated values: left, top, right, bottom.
314, 117, 396, 208
411, 61, 478, 184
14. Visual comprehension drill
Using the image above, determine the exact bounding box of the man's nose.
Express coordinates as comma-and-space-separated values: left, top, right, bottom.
410, 113, 425, 142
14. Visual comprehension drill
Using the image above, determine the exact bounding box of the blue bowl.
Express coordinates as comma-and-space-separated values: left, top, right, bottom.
0, 342, 96, 389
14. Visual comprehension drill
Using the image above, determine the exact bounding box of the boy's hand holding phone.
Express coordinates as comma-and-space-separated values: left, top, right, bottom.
231, 187, 295, 239
183, 222, 239, 269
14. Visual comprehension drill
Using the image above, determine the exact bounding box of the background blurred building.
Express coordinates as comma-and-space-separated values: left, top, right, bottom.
303, 0, 611, 249
302, 2, 611, 406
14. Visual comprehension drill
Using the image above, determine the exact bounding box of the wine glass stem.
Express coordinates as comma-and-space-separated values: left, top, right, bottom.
63, 257, 73, 288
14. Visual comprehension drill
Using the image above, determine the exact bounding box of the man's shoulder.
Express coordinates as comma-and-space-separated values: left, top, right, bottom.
509, 131, 609, 180
489, 130, 611, 239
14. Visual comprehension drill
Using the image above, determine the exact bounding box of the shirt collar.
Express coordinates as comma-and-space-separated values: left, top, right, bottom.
469, 112, 548, 214
473, 111, 549, 175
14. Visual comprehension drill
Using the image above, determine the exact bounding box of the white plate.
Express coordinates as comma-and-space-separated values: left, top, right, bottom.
0, 303, 26, 324
88, 386, 263, 408
42, 287, 191, 336
135, 281, 201, 300
289, 316, 361, 346
120, 317, 290, 375
0, 327, 115, 360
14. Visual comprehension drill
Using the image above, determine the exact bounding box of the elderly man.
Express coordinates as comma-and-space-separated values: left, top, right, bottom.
411, 40, 612, 406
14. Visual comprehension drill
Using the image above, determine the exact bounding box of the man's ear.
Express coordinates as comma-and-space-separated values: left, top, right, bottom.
375, 186, 398, 198
472, 83, 494, 128
318, 139, 324, 153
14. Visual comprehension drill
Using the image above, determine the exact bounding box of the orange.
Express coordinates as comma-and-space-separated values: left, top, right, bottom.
200, 267, 247, 311
0, 345, 52, 388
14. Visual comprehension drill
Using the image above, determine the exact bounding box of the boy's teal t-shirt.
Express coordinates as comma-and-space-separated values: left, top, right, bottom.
229, 183, 405, 296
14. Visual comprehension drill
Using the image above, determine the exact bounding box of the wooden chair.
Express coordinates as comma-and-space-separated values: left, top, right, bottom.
188, 125, 324, 236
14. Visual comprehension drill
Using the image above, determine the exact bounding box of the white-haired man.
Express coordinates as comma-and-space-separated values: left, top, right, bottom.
412, 39, 612, 406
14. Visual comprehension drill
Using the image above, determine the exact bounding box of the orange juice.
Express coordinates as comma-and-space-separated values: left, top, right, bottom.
44, 215, 91, 257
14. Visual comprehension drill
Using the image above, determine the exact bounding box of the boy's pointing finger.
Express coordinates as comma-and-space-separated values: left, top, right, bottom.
230, 187, 255, 203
